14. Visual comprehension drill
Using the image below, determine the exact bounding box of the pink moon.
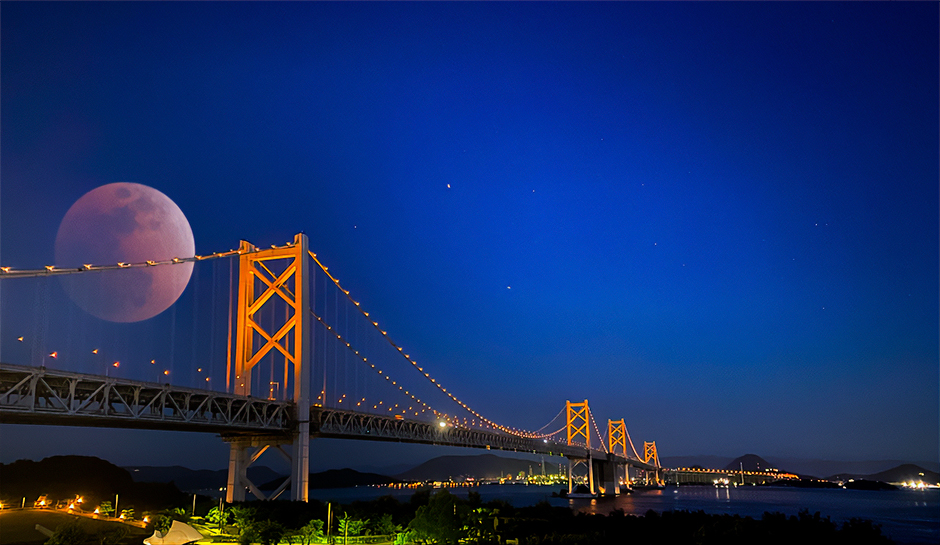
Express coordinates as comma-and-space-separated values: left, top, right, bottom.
54, 183, 195, 323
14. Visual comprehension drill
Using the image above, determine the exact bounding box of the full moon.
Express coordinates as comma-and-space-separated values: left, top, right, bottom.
54, 183, 195, 323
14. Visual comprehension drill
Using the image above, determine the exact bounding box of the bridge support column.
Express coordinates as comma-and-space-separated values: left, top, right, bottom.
587, 453, 595, 496
593, 455, 620, 496
227, 441, 249, 502
224, 435, 295, 502
567, 458, 573, 494
290, 422, 310, 502
230, 233, 312, 502
566, 455, 596, 496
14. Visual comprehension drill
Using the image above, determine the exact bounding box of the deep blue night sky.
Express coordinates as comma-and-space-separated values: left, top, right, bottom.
1, 2, 937, 471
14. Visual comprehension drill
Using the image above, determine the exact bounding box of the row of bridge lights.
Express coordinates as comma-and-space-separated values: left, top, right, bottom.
317, 312, 537, 431
315, 313, 442, 421
12, 335, 205, 381
0, 248, 246, 277
9, 243, 610, 446
310, 254, 537, 438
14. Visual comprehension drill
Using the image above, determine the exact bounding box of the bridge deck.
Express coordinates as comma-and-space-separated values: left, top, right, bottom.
0, 363, 657, 471
0, 363, 293, 434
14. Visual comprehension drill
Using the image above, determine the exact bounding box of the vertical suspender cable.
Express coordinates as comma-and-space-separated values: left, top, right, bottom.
333, 284, 338, 407
190, 258, 200, 388
169, 303, 176, 384
226, 258, 233, 393
321, 270, 327, 406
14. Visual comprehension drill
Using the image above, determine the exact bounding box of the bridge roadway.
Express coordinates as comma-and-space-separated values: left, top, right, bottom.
0, 363, 656, 471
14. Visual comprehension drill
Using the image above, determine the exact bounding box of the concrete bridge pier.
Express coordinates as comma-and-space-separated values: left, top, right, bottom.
592, 455, 622, 496
567, 453, 595, 496
224, 433, 307, 502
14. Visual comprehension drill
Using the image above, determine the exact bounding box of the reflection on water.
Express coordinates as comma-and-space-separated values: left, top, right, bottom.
573, 486, 939, 545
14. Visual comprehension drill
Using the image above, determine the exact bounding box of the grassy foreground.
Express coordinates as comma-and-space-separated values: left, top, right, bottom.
0, 510, 147, 545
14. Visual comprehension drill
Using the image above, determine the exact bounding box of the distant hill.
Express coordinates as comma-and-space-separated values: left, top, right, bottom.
660, 455, 940, 479
762, 457, 939, 478
126, 464, 283, 493
396, 453, 551, 481
309, 468, 400, 488
0, 456, 185, 511
660, 455, 734, 470
827, 464, 939, 484
258, 468, 401, 491
725, 454, 776, 472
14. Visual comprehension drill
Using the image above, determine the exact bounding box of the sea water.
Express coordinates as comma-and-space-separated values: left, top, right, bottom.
308, 484, 939, 545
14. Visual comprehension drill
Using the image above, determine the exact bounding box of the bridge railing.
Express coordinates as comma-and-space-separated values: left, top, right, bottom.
0, 363, 293, 433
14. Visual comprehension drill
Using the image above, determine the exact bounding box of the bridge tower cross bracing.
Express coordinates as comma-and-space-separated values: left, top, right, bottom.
643, 440, 662, 486
565, 400, 594, 495
608, 419, 631, 490
226, 233, 311, 502
607, 419, 625, 454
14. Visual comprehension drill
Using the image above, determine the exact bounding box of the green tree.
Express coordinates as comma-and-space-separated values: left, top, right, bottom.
96, 501, 113, 517
120, 508, 135, 521
370, 513, 399, 537
207, 506, 232, 526
465, 507, 499, 544
238, 523, 260, 545
339, 512, 368, 541
230, 505, 258, 529
255, 520, 288, 545
407, 490, 464, 544
153, 514, 173, 534
394, 529, 416, 545
153, 506, 189, 534
297, 519, 324, 545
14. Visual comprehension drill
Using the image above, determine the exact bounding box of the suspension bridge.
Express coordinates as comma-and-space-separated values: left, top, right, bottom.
0, 233, 662, 502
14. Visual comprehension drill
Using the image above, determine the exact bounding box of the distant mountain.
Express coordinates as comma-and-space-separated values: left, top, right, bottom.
725, 454, 776, 472
311, 468, 400, 489
867, 464, 939, 484
258, 468, 401, 490
661, 455, 940, 479
125, 464, 283, 493
827, 464, 939, 484
346, 462, 414, 476
0, 456, 185, 511
396, 453, 552, 481
660, 455, 734, 470
762, 457, 939, 478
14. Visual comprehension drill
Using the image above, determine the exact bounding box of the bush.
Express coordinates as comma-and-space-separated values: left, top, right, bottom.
94, 525, 129, 545
255, 520, 287, 545
45, 519, 88, 545
297, 519, 324, 545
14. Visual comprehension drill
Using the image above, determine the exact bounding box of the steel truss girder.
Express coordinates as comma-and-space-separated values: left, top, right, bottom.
0, 363, 293, 433
308, 407, 649, 467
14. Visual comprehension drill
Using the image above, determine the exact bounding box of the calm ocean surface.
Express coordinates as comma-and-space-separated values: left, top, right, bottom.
308, 484, 939, 545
